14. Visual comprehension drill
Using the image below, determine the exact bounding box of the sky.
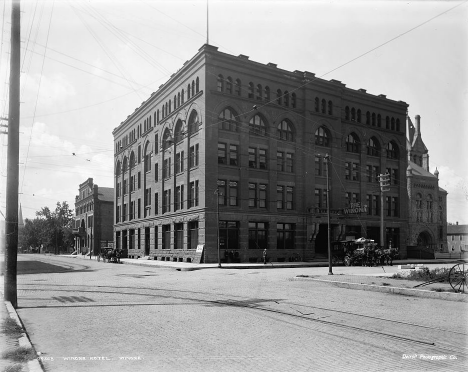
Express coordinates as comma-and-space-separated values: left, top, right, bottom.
0, 0, 467, 224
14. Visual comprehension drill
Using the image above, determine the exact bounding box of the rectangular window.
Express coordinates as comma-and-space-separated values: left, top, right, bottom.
248, 222, 268, 250
163, 158, 171, 178
189, 181, 199, 208
229, 144, 238, 166
219, 221, 240, 250
277, 223, 295, 249
188, 221, 199, 250
315, 189, 321, 208
175, 185, 184, 211
249, 148, 257, 168
217, 180, 226, 206
175, 151, 184, 173
259, 149, 267, 169
285, 153, 293, 173
162, 225, 170, 249
123, 179, 127, 194
249, 183, 257, 208
174, 223, 183, 249
123, 204, 127, 222
189, 144, 199, 168
352, 163, 359, 181
286, 186, 294, 210
218, 143, 227, 164
229, 181, 238, 206
315, 156, 321, 176
277, 186, 284, 209
259, 184, 267, 208
277, 151, 284, 172
154, 163, 159, 182
366, 165, 372, 182
345, 162, 351, 180
163, 189, 171, 213
391, 168, 398, 185
137, 199, 141, 219
154, 192, 159, 215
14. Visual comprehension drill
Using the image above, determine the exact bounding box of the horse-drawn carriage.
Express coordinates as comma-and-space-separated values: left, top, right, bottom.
331, 238, 399, 266
99, 248, 122, 263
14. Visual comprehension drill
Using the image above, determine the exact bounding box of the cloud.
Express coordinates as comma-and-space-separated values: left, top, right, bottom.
22, 73, 76, 109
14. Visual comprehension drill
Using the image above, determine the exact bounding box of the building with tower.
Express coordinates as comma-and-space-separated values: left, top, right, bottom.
406, 115, 447, 258
113, 44, 411, 263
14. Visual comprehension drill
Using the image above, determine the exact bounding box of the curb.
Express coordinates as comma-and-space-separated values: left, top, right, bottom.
5, 301, 44, 372
293, 277, 468, 302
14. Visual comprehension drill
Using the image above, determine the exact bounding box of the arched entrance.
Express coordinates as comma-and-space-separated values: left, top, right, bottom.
417, 231, 432, 248
411, 230, 435, 259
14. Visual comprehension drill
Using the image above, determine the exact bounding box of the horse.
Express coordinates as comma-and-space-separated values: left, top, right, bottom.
381, 247, 399, 266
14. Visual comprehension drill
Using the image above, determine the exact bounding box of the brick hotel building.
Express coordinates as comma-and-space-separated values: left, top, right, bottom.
112, 44, 410, 263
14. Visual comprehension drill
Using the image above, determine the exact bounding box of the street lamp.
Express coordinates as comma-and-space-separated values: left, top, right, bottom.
324, 154, 333, 275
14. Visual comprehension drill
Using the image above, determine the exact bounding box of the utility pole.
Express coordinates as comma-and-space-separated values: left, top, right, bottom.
379, 172, 390, 248
325, 154, 332, 275
4, 0, 21, 308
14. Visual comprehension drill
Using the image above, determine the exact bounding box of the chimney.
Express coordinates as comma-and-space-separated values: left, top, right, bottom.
415, 115, 421, 135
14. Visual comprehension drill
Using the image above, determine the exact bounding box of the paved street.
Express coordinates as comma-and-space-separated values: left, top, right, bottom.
11, 254, 468, 372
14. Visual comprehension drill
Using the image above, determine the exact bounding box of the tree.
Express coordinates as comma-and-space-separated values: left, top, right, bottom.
34, 201, 75, 254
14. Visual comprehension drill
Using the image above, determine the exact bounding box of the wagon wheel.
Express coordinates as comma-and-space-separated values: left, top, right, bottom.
344, 255, 351, 267
448, 264, 467, 293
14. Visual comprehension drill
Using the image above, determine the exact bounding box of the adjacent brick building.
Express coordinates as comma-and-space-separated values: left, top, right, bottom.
73, 178, 114, 255
112, 44, 412, 263
406, 115, 448, 258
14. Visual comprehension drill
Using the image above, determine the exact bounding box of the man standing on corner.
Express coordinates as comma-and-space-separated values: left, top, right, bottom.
263, 248, 267, 265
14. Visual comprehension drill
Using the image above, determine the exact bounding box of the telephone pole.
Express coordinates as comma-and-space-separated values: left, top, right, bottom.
378, 172, 390, 249
4, 0, 21, 308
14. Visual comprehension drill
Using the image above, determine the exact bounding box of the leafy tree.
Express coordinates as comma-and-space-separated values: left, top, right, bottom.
19, 201, 75, 254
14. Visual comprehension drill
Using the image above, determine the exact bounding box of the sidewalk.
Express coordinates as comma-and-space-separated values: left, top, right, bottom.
0, 275, 43, 372
65, 253, 466, 271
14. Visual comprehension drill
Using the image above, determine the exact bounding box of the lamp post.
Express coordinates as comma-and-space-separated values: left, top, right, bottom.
215, 187, 221, 268
325, 154, 333, 275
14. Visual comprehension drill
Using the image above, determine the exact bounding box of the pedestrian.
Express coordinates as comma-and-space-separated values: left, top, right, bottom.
263, 248, 267, 265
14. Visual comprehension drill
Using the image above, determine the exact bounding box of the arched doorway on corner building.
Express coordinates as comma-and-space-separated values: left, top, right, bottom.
411, 230, 436, 259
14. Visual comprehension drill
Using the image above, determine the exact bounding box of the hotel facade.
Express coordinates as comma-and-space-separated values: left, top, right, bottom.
112, 44, 410, 263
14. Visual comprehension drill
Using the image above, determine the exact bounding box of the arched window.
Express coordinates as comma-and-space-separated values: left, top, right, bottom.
315, 97, 320, 112
187, 84, 191, 99
328, 100, 332, 115
416, 193, 422, 208
357, 109, 361, 123
277, 120, 294, 141
191, 80, 195, 96
178, 93, 181, 107
219, 107, 239, 132
235, 79, 241, 96
277, 89, 282, 105
256, 84, 262, 100
386, 116, 390, 129
196, 77, 199, 93
396, 118, 400, 132
169, 100, 171, 113
427, 194, 434, 222
391, 117, 395, 130
264, 86, 270, 101
438, 205, 443, 222
346, 133, 360, 153
315, 126, 330, 147
188, 110, 199, 134
162, 128, 173, 150
345, 106, 350, 120
174, 119, 184, 143
144, 141, 152, 173
377, 114, 381, 127
174, 95, 177, 109
249, 115, 266, 136
372, 113, 376, 126
386, 141, 398, 159
366, 111, 370, 125
292, 93, 297, 109
181, 90, 185, 104
226, 77, 233, 94
157, 110, 160, 123
248, 82, 254, 98
217, 75, 224, 92
284, 91, 289, 106
321, 99, 326, 114
351, 108, 356, 121
367, 137, 380, 157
